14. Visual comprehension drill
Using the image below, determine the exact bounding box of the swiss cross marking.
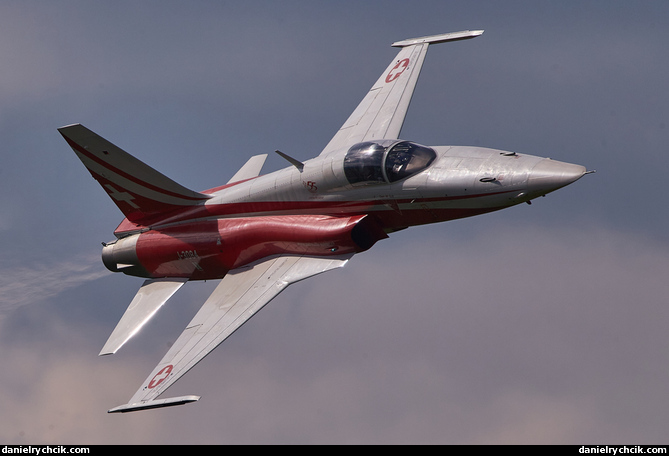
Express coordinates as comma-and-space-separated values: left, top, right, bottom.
104, 184, 140, 209
148, 364, 173, 389
385, 58, 410, 83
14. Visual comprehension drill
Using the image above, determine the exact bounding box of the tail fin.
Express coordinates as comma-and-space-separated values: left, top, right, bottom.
59, 124, 211, 223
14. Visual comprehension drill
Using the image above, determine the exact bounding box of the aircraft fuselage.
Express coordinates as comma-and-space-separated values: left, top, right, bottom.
103, 142, 585, 280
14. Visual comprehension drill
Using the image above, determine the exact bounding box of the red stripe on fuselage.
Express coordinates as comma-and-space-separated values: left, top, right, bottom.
114, 190, 517, 236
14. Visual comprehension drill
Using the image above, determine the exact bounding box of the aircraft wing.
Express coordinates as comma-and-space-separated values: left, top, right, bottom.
108, 254, 352, 413
319, 30, 483, 158
99, 278, 188, 356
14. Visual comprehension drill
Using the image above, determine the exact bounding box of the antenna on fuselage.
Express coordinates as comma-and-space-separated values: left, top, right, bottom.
275, 150, 304, 172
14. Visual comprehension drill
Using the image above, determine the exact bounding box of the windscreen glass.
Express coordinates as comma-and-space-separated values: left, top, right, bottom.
344, 141, 436, 186
343, 142, 387, 186
385, 142, 437, 182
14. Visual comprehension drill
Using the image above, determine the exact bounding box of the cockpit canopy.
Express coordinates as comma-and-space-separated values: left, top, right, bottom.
343, 140, 437, 186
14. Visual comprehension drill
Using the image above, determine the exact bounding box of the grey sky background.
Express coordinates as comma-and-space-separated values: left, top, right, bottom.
1, 0, 668, 444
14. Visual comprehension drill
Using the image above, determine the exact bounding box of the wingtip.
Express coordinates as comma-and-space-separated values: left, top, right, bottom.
107, 395, 201, 413
57, 123, 83, 134
391, 29, 485, 47
99, 335, 128, 356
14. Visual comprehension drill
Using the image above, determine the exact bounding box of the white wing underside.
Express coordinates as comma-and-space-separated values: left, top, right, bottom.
108, 254, 351, 413
100, 278, 188, 356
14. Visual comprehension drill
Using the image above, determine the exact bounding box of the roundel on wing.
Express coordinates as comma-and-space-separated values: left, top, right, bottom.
148, 364, 173, 389
385, 58, 410, 83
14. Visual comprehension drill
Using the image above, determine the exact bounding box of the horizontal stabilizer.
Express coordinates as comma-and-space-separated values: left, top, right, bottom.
100, 278, 187, 355
107, 395, 200, 413
226, 154, 268, 184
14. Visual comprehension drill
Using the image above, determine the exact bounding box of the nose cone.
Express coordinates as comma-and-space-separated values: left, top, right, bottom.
528, 158, 586, 196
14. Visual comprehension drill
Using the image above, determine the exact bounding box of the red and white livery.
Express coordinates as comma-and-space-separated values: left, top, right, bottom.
59, 30, 588, 413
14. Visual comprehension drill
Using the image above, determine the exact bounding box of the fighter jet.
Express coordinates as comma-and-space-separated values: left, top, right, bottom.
59, 30, 588, 413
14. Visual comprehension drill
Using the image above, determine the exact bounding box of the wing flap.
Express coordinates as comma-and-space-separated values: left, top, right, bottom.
111, 254, 352, 411
100, 278, 187, 356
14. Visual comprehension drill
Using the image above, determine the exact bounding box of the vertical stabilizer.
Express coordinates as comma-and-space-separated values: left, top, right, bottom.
59, 124, 211, 223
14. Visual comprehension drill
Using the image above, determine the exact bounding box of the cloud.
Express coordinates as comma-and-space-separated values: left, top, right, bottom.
0, 344, 159, 444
